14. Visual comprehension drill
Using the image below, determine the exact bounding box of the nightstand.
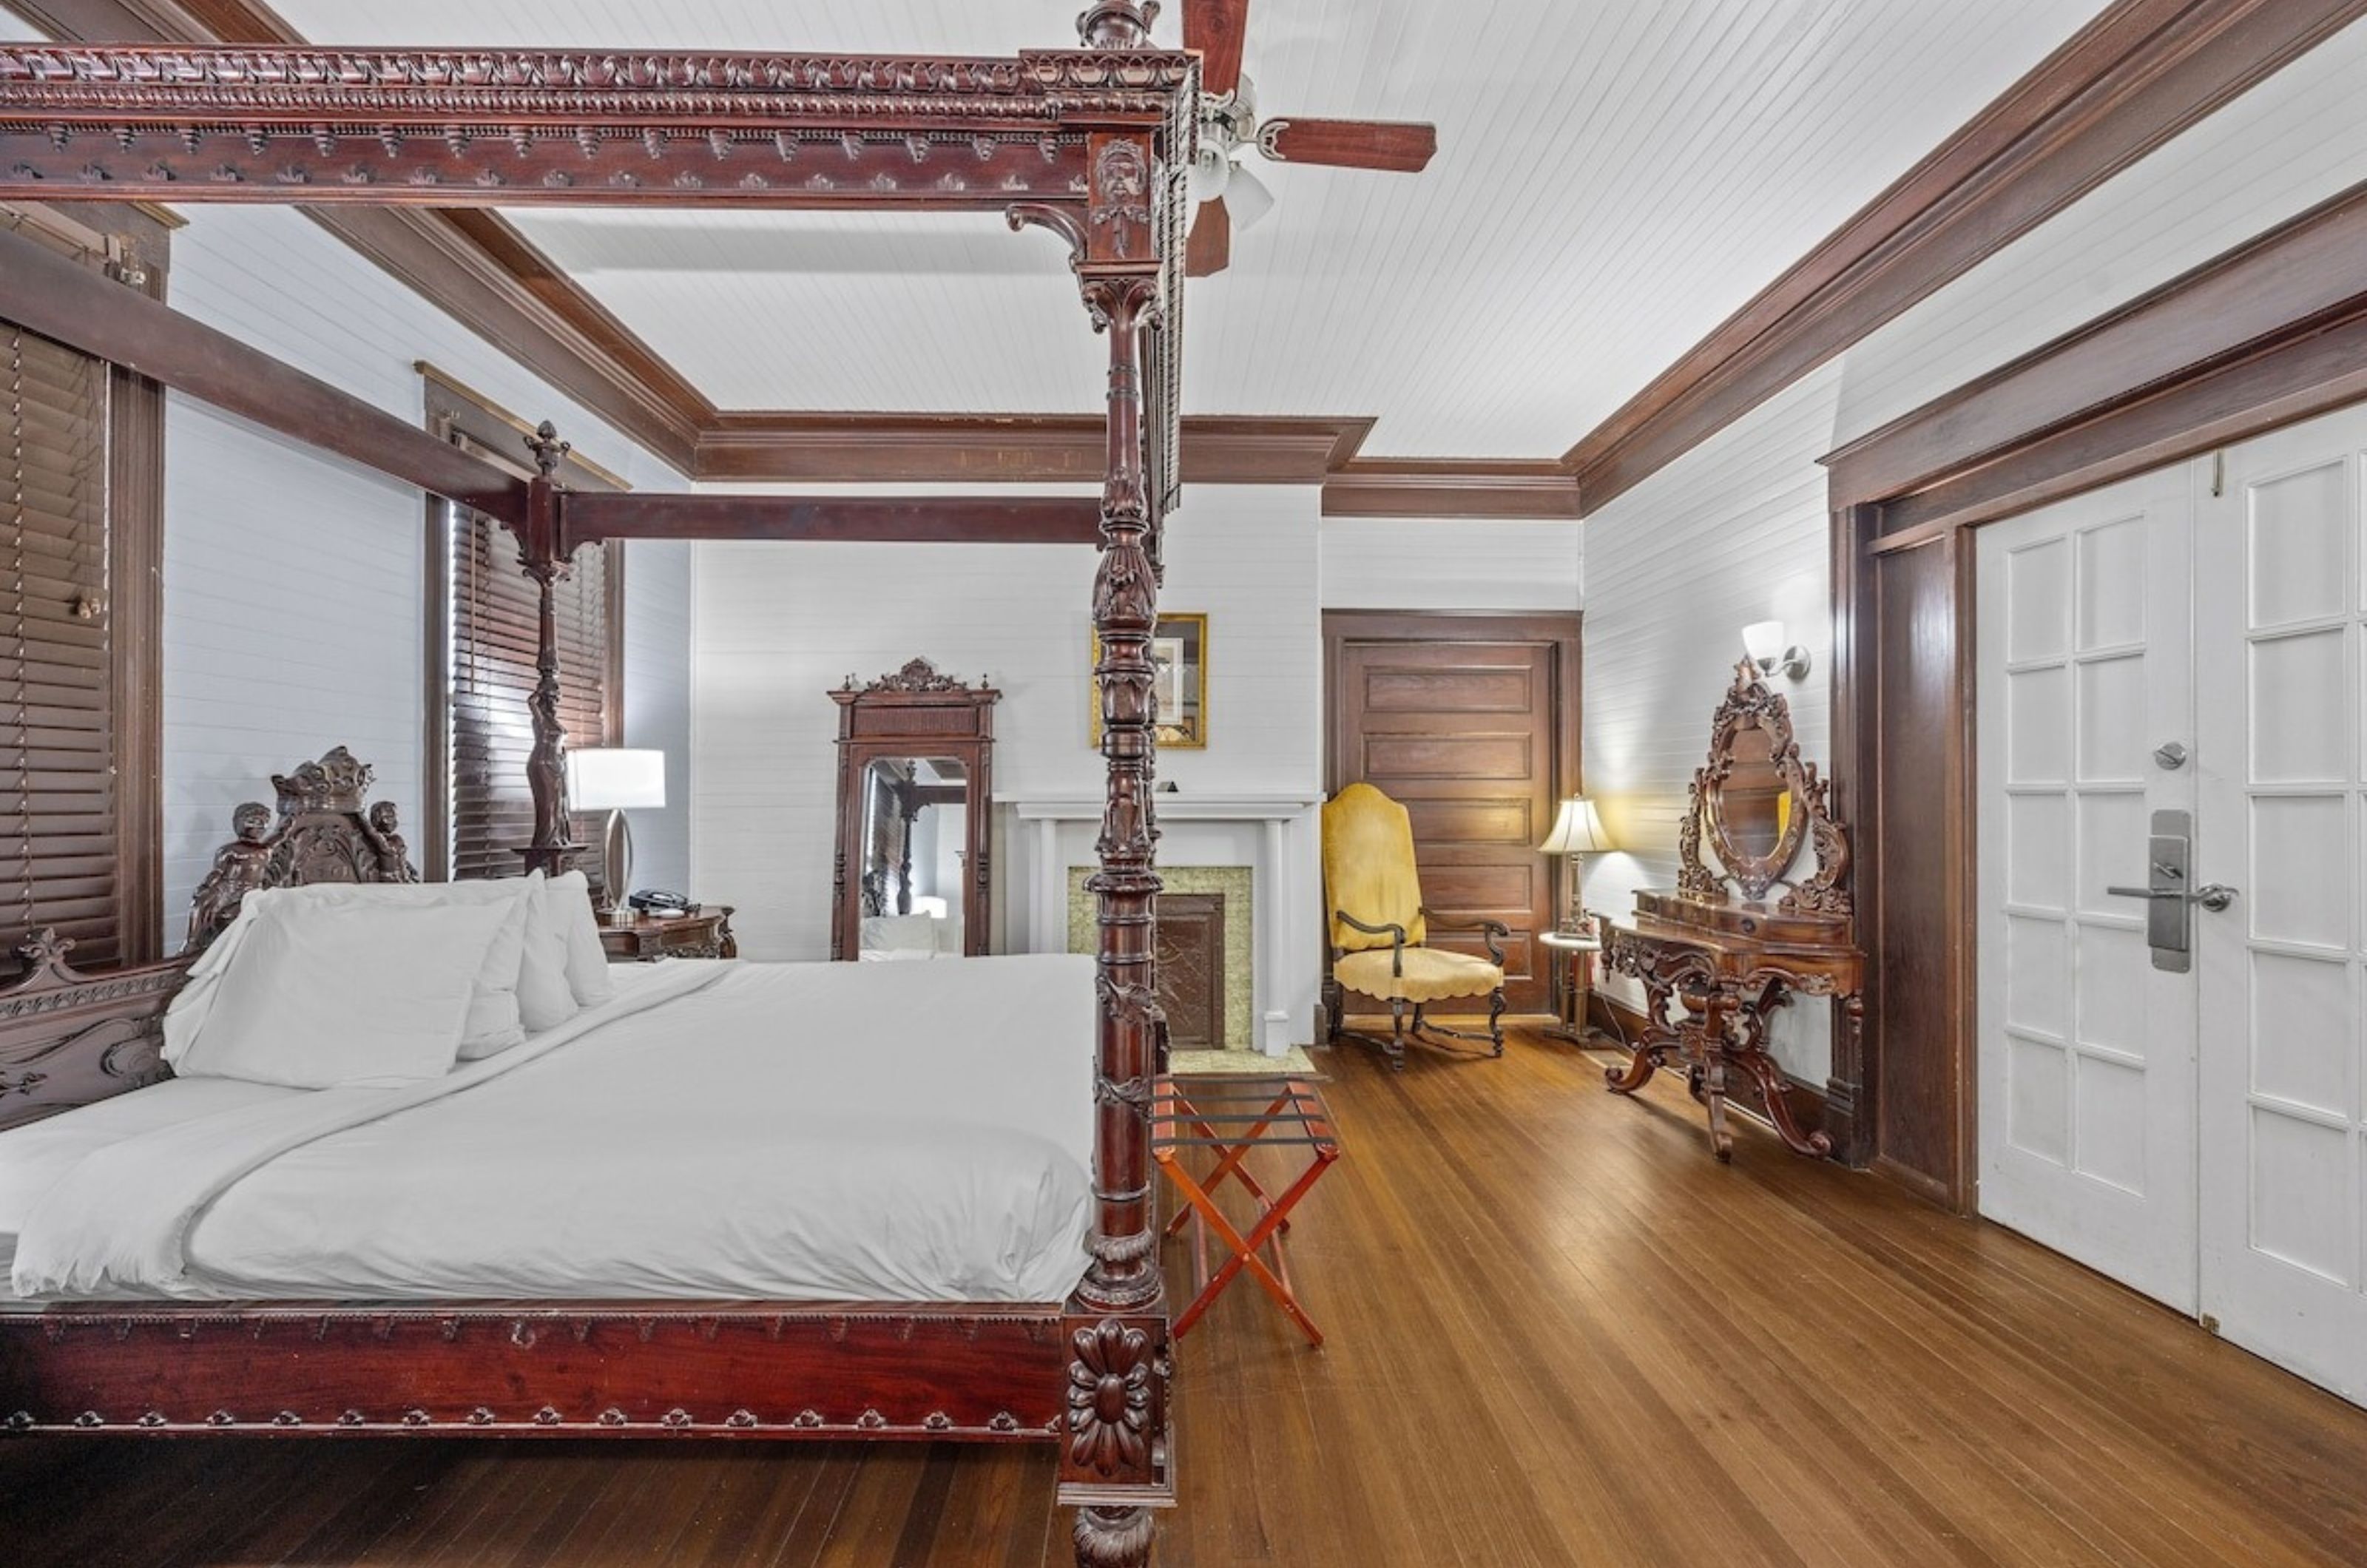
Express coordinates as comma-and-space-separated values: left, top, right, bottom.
1538, 928, 1603, 1044
596, 906, 736, 962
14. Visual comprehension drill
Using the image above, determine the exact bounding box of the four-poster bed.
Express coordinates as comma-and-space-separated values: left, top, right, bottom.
0, 4, 1195, 1562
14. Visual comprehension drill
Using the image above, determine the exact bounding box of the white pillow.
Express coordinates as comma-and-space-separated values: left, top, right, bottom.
163, 892, 515, 1088
547, 871, 616, 1007
247, 878, 536, 1057
862, 913, 939, 955
510, 873, 579, 1040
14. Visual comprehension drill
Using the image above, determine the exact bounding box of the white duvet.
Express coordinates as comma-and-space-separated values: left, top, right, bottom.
4, 956, 1095, 1304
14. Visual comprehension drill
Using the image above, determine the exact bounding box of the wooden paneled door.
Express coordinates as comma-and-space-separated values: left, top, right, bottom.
1324, 612, 1582, 1016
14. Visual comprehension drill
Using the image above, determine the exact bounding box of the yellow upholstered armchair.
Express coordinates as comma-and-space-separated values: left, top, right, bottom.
1320, 783, 1508, 1069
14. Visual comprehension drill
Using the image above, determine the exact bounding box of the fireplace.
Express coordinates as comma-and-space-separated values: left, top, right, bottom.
1066, 865, 1254, 1051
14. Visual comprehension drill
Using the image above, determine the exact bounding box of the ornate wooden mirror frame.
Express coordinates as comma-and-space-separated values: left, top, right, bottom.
1677, 660, 1851, 918
829, 659, 999, 961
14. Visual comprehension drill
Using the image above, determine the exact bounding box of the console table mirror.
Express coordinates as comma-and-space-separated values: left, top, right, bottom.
1603, 660, 1863, 1161
829, 659, 998, 961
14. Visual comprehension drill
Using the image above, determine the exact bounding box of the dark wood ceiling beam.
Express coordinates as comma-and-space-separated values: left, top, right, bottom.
697, 413, 1372, 487
0, 221, 527, 518
1563, 0, 2367, 513
560, 492, 1105, 546
1321, 460, 1581, 520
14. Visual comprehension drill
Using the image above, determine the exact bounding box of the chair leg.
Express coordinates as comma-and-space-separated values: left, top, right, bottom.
1323, 976, 1343, 1045
1388, 997, 1407, 1070
1488, 984, 1505, 1057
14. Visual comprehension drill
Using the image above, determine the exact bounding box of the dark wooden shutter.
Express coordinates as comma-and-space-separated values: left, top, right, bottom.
1, 319, 115, 960
449, 512, 616, 881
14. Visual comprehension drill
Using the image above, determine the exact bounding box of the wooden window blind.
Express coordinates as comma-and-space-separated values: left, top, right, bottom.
2, 317, 115, 961
427, 370, 624, 884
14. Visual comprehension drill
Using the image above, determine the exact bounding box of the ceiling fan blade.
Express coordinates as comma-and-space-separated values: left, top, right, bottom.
1184, 0, 1251, 98
1185, 198, 1231, 277
1257, 118, 1437, 174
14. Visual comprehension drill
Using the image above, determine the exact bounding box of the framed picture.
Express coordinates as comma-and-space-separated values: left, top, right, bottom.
1091, 612, 1207, 749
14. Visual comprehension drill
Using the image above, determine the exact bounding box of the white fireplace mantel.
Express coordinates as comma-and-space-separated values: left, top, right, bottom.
1011, 793, 1321, 1055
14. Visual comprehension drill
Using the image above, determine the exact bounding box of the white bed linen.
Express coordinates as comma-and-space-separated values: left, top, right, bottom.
7, 955, 1095, 1305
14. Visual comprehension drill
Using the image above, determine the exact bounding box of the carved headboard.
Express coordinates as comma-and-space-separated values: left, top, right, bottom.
184, 744, 418, 953
0, 747, 417, 1135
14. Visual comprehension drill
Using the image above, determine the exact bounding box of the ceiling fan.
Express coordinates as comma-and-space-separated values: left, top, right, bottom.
1178, 0, 1439, 277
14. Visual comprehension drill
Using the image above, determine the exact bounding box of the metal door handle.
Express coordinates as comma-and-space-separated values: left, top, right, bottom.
2107, 883, 2238, 910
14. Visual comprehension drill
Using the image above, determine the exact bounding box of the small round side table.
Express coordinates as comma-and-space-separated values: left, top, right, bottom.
1538, 928, 1604, 1045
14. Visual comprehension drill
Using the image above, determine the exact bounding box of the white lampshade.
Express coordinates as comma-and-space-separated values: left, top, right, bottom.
566, 748, 666, 811
1538, 797, 1613, 856
1740, 620, 1788, 666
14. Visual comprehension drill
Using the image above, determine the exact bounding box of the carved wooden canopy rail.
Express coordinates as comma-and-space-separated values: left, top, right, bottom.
0, 8, 1189, 1564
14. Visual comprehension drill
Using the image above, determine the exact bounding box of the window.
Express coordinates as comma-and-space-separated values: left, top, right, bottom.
423, 371, 624, 882
1, 206, 166, 971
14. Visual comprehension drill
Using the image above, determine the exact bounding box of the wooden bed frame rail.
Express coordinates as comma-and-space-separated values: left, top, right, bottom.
0, 5, 1189, 1563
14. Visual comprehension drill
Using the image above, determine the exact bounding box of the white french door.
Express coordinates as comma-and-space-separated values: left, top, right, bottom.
1976, 465, 2198, 1312
2195, 408, 2367, 1405
1975, 400, 2367, 1409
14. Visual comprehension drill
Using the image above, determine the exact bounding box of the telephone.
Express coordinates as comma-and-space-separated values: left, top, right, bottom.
628, 888, 693, 915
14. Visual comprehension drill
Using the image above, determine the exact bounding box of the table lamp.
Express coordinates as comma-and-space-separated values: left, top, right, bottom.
565, 748, 665, 913
1538, 796, 1613, 935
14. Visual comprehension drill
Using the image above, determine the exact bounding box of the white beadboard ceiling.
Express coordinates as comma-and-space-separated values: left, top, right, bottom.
267, 1, 2110, 458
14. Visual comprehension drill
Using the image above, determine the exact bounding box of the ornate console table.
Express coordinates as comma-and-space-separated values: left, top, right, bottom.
1602, 896, 1861, 1161
1601, 660, 1863, 1162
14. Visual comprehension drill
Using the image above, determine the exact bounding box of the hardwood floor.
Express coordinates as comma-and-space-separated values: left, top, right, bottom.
7, 1026, 2366, 1567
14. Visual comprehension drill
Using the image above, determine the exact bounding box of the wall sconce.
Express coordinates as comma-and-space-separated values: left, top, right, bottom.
1741, 620, 1811, 681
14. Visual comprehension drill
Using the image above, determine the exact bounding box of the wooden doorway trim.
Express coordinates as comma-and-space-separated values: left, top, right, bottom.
1321, 609, 1584, 1020
1824, 179, 2367, 1211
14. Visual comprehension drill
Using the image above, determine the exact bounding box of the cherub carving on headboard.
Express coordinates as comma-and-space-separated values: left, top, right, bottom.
183, 746, 419, 953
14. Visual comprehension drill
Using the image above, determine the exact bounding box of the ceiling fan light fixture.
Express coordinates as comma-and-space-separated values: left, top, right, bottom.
1224, 163, 1277, 230
1190, 141, 1233, 203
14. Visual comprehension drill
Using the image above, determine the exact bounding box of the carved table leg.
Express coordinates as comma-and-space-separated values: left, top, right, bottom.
1605, 1039, 1659, 1094
1698, 990, 1736, 1161
1733, 1038, 1835, 1158
1074, 1504, 1155, 1568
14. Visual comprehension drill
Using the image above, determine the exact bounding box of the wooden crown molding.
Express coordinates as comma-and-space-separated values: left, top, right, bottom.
699, 413, 1371, 487
1562, 0, 2367, 513
1826, 177, 2367, 541
1322, 460, 1580, 521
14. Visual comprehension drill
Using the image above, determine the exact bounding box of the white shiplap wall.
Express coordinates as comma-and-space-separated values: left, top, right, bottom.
158, 206, 693, 936
1320, 518, 1583, 611
1583, 16, 2367, 1087
690, 483, 1324, 1030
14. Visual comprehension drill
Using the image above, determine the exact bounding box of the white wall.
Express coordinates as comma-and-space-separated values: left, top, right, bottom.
691, 482, 1326, 1033
1581, 15, 2367, 1089
159, 205, 692, 936
1320, 517, 1582, 610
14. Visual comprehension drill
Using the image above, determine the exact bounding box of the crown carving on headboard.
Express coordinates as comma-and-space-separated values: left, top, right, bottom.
842, 657, 989, 696
271, 745, 374, 816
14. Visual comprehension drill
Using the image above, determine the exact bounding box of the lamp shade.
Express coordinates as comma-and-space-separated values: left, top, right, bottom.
1537, 797, 1612, 856
1740, 620, 1787, 667
566, 748, 666, 811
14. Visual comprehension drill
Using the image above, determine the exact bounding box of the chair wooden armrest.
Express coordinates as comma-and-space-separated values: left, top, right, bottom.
1335, 910, 1408, 976
1418, 908, 1509, 966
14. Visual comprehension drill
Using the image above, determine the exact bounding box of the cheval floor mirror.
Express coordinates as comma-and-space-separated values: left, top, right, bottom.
0, 6, 1201, 1563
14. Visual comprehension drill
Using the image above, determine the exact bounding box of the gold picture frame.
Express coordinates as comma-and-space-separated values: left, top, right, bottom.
1090, 612, 1207, 749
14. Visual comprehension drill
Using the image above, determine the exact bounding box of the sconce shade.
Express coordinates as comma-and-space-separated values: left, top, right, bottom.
1740, 621, 1787, 667
1538, 797, 1613, 856
566, 748, 666, 811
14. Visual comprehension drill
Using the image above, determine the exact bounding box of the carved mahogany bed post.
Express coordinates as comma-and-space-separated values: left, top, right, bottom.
1019, 7, 1181, 1564
515, 422, 578, 878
